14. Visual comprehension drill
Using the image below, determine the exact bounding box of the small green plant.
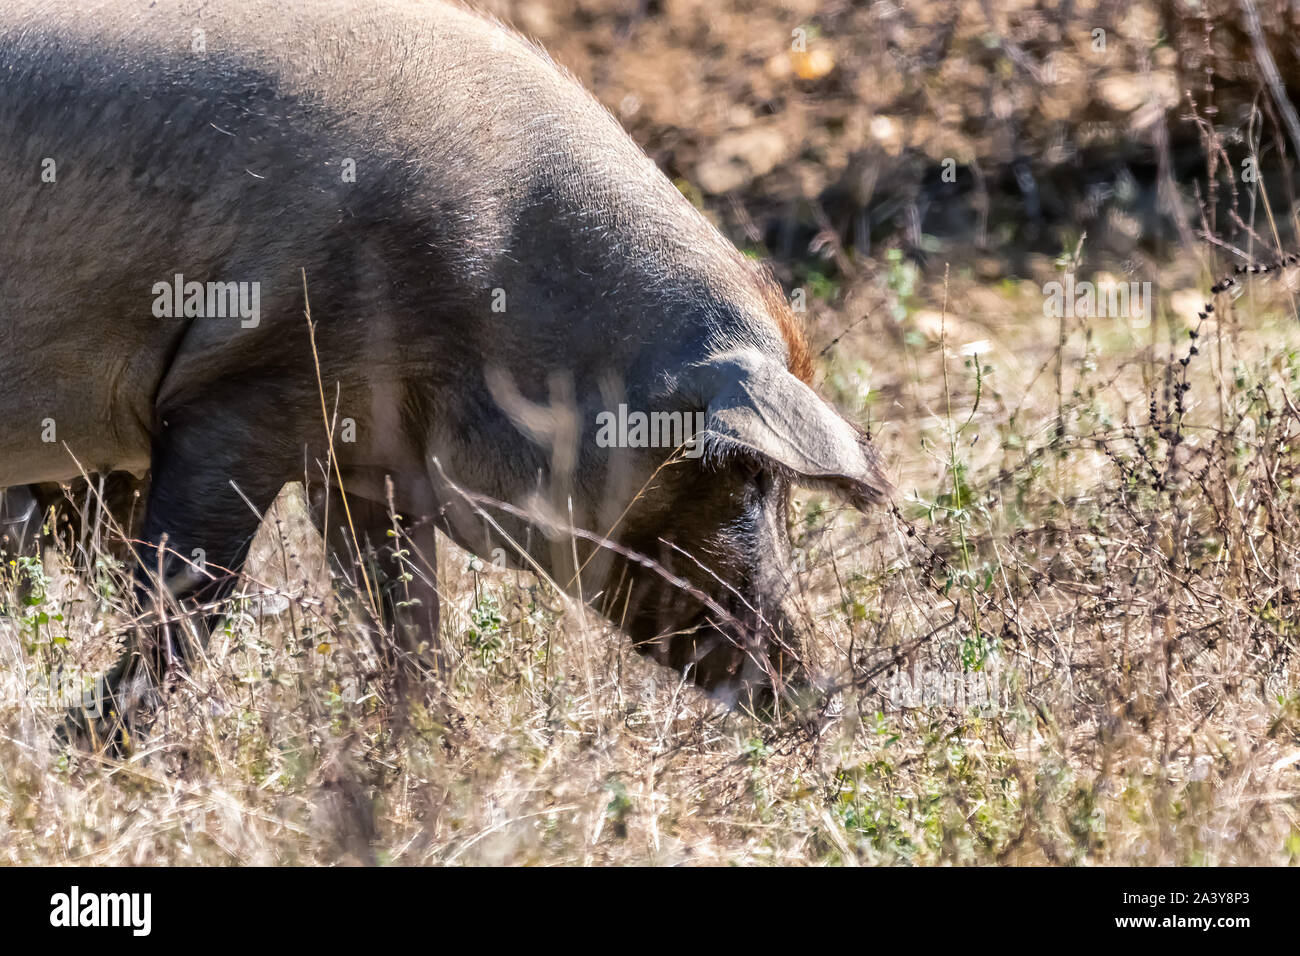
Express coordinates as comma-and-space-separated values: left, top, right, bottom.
465, 592, 504, 666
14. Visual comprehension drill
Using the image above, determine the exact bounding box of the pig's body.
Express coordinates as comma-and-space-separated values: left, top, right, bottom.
0, 0, 885, 696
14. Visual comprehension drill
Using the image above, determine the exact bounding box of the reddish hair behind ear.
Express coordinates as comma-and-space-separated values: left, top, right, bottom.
752, 264, 814, 384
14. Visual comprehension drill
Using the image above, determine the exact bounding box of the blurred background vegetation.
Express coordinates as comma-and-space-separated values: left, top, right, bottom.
490, 0, 1299, 267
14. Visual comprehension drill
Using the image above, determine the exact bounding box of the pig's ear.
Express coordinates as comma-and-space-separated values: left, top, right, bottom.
681, 350, 890, 510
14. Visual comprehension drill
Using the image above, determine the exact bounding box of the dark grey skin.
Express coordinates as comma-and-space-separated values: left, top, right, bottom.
0, 476, 144, 562
0, 486, 40, 562
0, 0, 887, 702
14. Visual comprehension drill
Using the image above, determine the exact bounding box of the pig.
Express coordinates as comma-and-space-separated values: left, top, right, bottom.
0, 0, 887, 707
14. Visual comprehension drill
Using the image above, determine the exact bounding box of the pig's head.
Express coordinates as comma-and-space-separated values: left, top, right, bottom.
599, 347, 889, 704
